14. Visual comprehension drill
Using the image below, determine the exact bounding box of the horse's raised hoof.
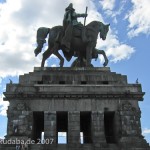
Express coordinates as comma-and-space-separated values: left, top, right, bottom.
103, 59, 108, 67
34, 47, 42, 57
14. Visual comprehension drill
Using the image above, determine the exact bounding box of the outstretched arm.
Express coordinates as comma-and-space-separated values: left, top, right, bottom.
76, 13, 87, 18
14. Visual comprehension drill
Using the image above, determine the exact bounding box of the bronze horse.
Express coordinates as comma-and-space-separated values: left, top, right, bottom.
34, 21, 109, 67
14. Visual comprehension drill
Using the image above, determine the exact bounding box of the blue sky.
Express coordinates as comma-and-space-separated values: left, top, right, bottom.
0, 0, 150, 144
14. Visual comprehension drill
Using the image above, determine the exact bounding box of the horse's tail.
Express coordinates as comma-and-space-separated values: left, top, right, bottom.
34, 27, 50, 56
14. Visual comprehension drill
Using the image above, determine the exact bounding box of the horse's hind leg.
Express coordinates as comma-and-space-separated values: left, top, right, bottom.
41, 48, 52, 67
53, 50, 64, 67
53, 43, 64, 67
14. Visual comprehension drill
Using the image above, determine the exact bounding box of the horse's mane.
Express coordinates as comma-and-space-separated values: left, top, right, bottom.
51, 25, 63, 32
86, 21, 102, 28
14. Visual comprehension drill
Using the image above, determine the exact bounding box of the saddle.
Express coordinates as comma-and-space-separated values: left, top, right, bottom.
73, 25, 89, 43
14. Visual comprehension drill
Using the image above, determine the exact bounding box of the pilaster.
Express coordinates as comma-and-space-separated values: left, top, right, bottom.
68, 111, 80, 144
91, 111, 107, 148
44, 111, 57, 144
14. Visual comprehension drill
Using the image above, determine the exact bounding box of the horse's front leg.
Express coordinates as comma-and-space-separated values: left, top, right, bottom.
86, 44, 93, 67
41, 48, 52, 67
95, 49, 108, 67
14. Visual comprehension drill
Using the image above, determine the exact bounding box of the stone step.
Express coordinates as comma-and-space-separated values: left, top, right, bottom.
0, 144, 16, 150
1, 144, 149, 150
108, 144, 118, 149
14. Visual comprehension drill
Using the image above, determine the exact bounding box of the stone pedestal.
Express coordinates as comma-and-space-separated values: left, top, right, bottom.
2, 67, 150, 150
68, 111, 80, 144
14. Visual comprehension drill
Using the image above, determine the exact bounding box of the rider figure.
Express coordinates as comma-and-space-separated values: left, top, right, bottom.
61, 3, 87, 52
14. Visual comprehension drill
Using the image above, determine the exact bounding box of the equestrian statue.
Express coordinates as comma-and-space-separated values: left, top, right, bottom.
34, 3, 109, 67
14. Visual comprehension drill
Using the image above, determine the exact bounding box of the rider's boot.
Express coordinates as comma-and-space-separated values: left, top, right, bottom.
62, 42, 70, 53
64, 47, 70, 53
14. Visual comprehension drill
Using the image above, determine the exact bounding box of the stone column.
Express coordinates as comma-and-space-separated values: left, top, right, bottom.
91, 111, 106, 148
118, 101, 150, 149
68, 111, 80, 144
44, 111, 56, 144
7, 103, 31, 141
119, 101, 142, 137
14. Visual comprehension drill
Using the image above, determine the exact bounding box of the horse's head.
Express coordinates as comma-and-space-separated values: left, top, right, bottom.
100, 23, 110, 40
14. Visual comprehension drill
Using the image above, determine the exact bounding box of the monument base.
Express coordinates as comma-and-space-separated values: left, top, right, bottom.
1, 67, 150, 150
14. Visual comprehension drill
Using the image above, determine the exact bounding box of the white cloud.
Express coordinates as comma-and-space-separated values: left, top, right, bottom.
99, 0, 115, 11
0, 78, 2, 85
142, 128, 150, 135
0, 136, 4, 139
0, 0, 44, 77
126, 0, 150, 37
107, 44, 135, 63
99, 0, 127, 24
0, 0, 134, 76
0, 94, 9, 116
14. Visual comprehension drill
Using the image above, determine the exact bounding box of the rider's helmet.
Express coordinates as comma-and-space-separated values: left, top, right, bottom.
65, 3, 75, 11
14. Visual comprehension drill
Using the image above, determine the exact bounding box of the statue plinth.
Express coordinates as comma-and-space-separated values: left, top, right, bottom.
1, 67, 149, 150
